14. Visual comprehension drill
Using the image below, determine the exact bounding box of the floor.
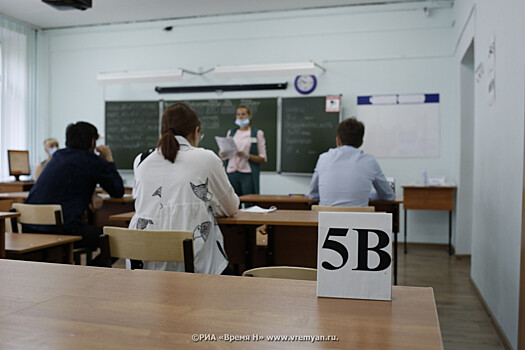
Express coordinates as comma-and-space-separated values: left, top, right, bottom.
397, 244, 507, 350
111, 244, 507, 350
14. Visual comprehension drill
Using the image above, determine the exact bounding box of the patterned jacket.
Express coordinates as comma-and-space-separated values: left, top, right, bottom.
129, 135, 239, 274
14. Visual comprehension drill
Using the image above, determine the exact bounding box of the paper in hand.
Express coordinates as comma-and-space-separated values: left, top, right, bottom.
215, 136, 238, 159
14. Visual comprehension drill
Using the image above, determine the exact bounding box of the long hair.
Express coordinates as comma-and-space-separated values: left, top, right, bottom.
158, 103, 201, 163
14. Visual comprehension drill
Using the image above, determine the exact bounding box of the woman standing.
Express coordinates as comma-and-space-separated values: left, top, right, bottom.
130, 103, 239, 274
223, 105, 267, 195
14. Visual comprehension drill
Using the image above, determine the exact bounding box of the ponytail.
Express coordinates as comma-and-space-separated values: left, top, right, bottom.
158, 128, 179, 163
158, 103, 200, 163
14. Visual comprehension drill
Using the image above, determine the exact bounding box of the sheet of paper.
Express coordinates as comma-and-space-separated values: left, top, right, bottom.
240, 205, 277, 213
215, 136, 238, 159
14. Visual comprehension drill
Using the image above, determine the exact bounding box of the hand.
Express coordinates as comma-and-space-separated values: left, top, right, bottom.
236, 151, 249, 160
96, 145, 114, 162
219, 151, 227, 158
89, 194, 103, 212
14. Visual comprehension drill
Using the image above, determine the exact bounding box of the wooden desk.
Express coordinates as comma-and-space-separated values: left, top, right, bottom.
110, 210, 401, 285
239, 194, 403, 233
0, 192, 135, 228
0, 191, 29, 201
90, 194, 134, 228
240, 194, 318, 210
0, 181, 34, 193
5, 232, 81, 264
0, 212, 20, 258
402, 186, 457, 255
0, 260, 443, 349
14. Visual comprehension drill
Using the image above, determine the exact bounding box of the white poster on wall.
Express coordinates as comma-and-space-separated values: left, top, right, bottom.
317, 212, 392, 301
357, 94, 440, 158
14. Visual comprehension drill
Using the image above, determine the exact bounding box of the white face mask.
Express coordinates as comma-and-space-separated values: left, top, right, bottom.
49, 147, 58, 156
235, 118, 250, 128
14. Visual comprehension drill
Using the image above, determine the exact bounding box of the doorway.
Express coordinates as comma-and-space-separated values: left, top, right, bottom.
456, 40, 475, 255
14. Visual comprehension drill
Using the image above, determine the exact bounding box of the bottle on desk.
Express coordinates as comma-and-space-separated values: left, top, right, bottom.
422, 169, 428, 186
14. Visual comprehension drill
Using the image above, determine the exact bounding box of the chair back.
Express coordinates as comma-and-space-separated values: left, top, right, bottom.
11, 203, 63, 233
100, 226, 194, 272
311, 205, 375, 212
242, 266, 317, 281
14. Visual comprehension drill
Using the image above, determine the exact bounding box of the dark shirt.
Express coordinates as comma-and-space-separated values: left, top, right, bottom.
25, 148, 124, 232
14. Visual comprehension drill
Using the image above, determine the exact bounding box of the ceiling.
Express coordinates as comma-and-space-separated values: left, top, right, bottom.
0, 0, 443, 30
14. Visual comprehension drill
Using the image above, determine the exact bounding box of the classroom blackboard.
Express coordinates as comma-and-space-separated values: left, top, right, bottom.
165, 98, 278, 172
105, 101, 160, 169
281, 96, 341, 174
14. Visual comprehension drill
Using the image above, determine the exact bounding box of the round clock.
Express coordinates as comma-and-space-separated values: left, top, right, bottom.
294, 75, 317, 95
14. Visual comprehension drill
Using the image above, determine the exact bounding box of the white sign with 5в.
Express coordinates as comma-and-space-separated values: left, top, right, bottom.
317, 212, 393, 301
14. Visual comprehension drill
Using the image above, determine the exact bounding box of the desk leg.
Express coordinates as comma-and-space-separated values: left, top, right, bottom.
0, 220, 5, 259
245, 226, 252, 270
66, 242, 74, 264
393, 232, 398, 285
404, 210, 408, 254
266, 225, 275, 266
449, 211, 453, 255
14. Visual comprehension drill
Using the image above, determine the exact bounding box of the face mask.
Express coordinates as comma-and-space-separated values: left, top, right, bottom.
235, 118, 250, 128
49, 147, 58, 156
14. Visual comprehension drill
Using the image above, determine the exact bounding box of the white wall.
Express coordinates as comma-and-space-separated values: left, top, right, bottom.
38, 2, 459, 245
453, 1, 525, 348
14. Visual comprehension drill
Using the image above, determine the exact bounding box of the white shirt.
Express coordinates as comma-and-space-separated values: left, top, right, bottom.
309, 145, 394, 207
226, 128, 267, 173
130, 136, 239, 274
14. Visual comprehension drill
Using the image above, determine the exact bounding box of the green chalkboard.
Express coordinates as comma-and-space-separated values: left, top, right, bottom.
166, 98, 278, 172
105, 101, 160, 169
281, 97, 341, 174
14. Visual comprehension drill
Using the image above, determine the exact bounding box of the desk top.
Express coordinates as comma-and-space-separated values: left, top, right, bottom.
5, 233, 81, 254
110, 210, 320, 227
240, 194, 319, 204
0, 192, 133, 203
218, 209, 319, 226
402, 185, 456, 190
0, 260, 443, 349
240, 194, 404, 205
0, 212, 20, 220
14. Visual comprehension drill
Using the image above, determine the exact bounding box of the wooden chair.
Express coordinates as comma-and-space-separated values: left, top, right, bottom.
99, 226, 195, 272
242, 266, 317, 281
311, 205, 375, 212
9, 203, 94, 265
10, 203, 63, 234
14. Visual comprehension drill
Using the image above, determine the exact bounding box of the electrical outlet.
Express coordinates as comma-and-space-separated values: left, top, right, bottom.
256, 224, 267, 246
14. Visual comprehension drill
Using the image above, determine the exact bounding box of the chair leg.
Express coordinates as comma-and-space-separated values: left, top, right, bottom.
183, 239, 194, 273
86, 250, 93, 265
98, 234, 112, 268
74, 252, 81, 265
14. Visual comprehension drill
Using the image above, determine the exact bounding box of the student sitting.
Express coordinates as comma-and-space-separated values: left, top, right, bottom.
25, 122, 124, 265
130, 103, 239, 274
309, 118, 394, 206
34, 137, 59, 181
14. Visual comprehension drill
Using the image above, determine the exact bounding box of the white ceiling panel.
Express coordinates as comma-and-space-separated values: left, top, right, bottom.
0, 0, 448, 29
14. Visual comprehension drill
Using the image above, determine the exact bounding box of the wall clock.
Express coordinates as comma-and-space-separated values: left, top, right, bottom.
294, 75, 317, 95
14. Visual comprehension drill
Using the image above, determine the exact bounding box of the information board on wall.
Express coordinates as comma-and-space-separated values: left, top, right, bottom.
358, 94, 440, 158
